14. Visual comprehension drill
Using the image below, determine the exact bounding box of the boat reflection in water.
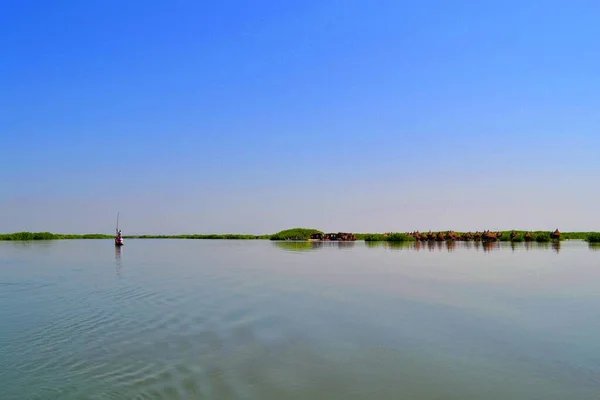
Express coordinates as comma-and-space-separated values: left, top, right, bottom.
115, 246, 123, 277
273, 239, 571, 253
552, 240, 561, 254
364, 240, 565, 253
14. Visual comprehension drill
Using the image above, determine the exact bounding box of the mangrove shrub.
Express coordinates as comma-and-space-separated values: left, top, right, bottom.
270, 228, 323, 241
587, 233, 600, 243
363, 233, 414, 242
0, 232, 56, 240
534, 232, 551, 243
511, 235, 524, 242
363, 234, 386, 242
386, 233, 416, 242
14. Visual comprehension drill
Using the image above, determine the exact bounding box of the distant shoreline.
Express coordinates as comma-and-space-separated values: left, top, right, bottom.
0, 232, 269, 241
1, 230, 600, 243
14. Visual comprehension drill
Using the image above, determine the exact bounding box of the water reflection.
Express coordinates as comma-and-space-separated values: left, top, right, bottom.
3, 239, 600, 399
272, 241, 356, 252
364, 240, 568, 253
365, 241, 410, 251
9, 240, 54, 249
272, 240, 574, 253
10, 241, 34, 249
482, 242, 500, 252
589, 243, 600, 251
446, 240, 456, 252
552, 241, 561, 254
115, 246, 123, 277
428, 241, 436, 251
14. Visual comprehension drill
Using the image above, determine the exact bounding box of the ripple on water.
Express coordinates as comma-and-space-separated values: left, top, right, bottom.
4, 240, 600, 399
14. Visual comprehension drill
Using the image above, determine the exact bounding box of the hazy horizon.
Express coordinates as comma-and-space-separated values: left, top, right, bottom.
2, 1, 599, 234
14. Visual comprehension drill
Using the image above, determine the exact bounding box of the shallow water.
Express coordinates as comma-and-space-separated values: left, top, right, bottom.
1, 239, 599, 399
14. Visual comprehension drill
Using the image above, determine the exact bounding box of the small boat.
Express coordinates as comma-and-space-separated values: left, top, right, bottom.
115, 212, 124, 246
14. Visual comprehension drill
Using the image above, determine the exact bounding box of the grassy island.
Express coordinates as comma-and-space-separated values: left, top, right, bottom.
269, 228, 323, 241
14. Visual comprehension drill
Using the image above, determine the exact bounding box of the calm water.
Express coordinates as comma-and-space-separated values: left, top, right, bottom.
1, 239, 599, 399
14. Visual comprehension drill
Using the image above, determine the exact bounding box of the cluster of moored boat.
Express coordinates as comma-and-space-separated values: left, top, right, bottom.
309, 232, 357, 241
405, 229, 561, 242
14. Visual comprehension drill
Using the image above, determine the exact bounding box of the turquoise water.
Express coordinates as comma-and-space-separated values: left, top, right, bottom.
1, 239, 599, 399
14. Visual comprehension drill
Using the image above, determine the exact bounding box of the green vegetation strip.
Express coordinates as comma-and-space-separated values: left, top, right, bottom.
1, 229, 599, 242
0, 232, 269, 241
129, 234, 270, 239
362, 233, 415, 242
0, 232, 114, 240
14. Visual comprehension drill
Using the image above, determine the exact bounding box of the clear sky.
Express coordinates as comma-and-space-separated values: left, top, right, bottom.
1, 0, 599, 234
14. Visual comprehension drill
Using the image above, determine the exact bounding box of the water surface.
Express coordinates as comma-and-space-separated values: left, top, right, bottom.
1, 239, 599, 399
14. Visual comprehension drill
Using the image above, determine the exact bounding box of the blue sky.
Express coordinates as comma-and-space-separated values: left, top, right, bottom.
1, 0, 599, 234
